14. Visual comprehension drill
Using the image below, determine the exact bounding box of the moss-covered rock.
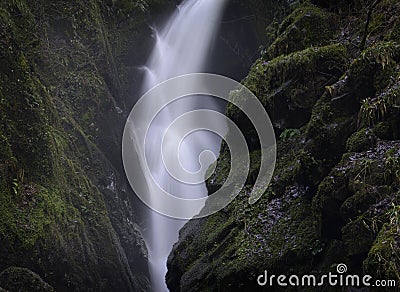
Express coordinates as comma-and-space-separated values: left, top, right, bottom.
0, 267, 54, 292
167, 185, 321, 292
346, 128, 376, 152
228, 44, 348, 137
313, 141, 400, 275
0, 0, 158, 290
345, 122, 399, 153
267, 3, 338, 59
364, 212, 400, 281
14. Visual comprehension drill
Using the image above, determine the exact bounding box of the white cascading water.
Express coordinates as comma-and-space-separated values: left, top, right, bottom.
140, 0, 228, 291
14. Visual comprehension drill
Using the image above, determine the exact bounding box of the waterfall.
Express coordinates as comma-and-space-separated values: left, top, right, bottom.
139, 0, 228, 291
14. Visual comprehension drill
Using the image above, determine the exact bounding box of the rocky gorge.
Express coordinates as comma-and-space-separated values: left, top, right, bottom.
0, 0, 399, 291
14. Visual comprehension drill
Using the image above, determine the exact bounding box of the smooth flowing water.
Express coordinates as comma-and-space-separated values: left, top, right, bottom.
140, 0, 228, 291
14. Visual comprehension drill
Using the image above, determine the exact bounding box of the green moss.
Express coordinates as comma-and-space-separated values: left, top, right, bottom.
271, 141, 320, 194
346, 128, 376, 152
370, 0, 400, 42
267, 3, 337, 59
354, 41, 399, 91
363, 207, 400, 281
359, 76, 400, 126
267, 197, 320, 263
0, 267, 54, 291
232, 193, 320, 276
227, 44, 348, 134
0, 185, 67, 248
279, 128, 301, 141
247, 44, 348, 103
305, 94, 358, 165
341, 185, 390, 219
383, 148, 400, 185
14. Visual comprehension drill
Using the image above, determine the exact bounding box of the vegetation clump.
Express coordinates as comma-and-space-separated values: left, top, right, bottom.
266, 3, 338, 59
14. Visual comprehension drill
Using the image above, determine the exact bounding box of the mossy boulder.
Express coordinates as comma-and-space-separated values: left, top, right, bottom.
364, 217, 400, 281
346, 128, 376, 152
350, 41, 399, 99
228, 44, 348, 137
267, 3, 338, 59
0, 267, 54, 292
345, 122, 398, 153
313, 141, 400, 274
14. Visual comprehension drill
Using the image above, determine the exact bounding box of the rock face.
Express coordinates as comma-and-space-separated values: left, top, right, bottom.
167, 1, 400, 291
0, 0, 171, 290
